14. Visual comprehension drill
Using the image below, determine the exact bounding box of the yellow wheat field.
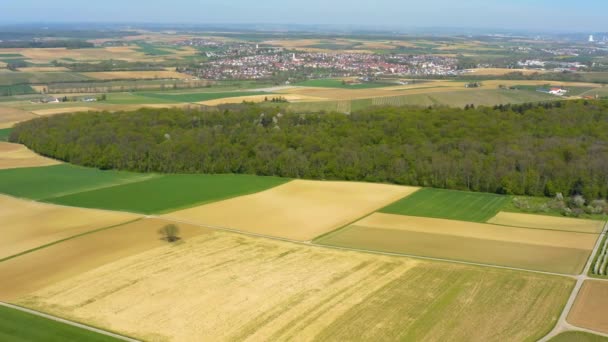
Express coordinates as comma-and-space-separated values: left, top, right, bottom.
0, 194, 140, 260
487, 212, 605, 234
0, 142, 61, 170
0, 106, 38, 128
0, 218, 206, 301
164, 180, 419, 241
14, 230, 573, 341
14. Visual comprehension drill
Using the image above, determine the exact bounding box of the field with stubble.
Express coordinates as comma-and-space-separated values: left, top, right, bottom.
568, 280, 608, 334
0, 194, 140, 260
164, 180, 419, 241
14, 231, 573, 342
0, 142, 61, 170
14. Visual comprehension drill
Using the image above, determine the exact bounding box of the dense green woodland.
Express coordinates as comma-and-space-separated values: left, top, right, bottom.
10, 100, 608, 199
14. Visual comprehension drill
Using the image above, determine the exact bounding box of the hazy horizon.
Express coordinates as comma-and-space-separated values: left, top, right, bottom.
1, 0, 606, 32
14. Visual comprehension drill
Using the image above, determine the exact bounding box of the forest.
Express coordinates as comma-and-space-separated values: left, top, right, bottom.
10, 100, 608, 199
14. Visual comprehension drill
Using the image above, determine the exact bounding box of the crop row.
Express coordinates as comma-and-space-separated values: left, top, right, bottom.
592, 235, 608, 276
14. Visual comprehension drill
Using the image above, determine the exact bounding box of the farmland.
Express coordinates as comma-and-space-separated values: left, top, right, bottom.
0, 194, 139, 260
164, 180, 418, 241
568, 281, 608, 334
0, 128, 11, 141
4, 27, 608, 342
11, 230, 574, 341
550, 332, 608, 342
488, 212, 605, 234
0, 142, 61, 170
0, 163, 288, 213
47, 173, 289, 214
316, 212, 599, 274
0, 305, 120, 342
0, 218, 206, 300
0, 164, 151, 200
296, 78, 397, 89
381, 188, 509, 222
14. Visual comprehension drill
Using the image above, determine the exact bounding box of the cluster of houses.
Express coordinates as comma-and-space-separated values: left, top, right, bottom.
30, 96, 98, 104
183, 52, 460, 80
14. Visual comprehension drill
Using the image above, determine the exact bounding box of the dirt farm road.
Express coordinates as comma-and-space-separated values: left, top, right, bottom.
0, 302, 141, 342
538, 222, 608, 341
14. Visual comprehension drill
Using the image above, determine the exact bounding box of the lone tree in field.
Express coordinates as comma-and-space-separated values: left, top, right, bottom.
159, 224, 180, 242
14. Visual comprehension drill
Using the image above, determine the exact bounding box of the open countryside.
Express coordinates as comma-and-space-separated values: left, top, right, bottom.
3, 1, 608, 341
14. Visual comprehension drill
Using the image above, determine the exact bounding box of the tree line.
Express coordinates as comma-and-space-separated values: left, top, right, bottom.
10, 100, 608, 200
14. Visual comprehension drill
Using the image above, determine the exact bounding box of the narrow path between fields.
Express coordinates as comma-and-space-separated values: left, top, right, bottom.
0, 302, 141, 342
538, 221, 608, 341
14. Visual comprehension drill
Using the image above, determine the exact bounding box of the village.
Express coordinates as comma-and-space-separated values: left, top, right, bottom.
180, 51, 460, 80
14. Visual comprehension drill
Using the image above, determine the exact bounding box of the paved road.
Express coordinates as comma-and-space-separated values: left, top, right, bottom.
0, 301, 141, 341
538, 221, 608, 341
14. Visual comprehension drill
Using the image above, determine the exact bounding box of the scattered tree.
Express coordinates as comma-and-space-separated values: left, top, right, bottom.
158, 224, 180, 242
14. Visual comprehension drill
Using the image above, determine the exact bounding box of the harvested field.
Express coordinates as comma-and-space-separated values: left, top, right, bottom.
316, 213, 599, 274
568, 280, 608, 333
381, 187, 509, 222
81, 71, 192, 80
0, 142, 61, 170
488, 212, 605, 234
16, 231, 573, 341
31, 107, 97, 116
0, 218, 206, 301
0, 194, 140, 260
164, 180, 419, 241
0, 106, 38, 128
16, 67, 70, 72
198, 93, 327, 106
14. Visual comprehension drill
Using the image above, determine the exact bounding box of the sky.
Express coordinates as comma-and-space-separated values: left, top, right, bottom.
1, 0, 606, 32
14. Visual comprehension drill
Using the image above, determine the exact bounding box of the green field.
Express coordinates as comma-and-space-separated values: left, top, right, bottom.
136, 90, 270, 103
0, 72, 92, 86
0, 164, 151, 200
46, 173, 289, 214
550, 331, 608, 342
136, 42, 173, 56
371, 89, 558, 108
0, 305, 119, 342
0, 128, 11, 141
381, 188, 509, 222
0, 84, 36, 96
297, 79, 395, 89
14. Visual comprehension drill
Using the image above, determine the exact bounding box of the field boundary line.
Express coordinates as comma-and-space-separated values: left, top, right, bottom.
310, 186, 424, 243
0, 302, 141, 342
158, 216, 578, 279
538, 220, 608, 341
0, 218, 143, 263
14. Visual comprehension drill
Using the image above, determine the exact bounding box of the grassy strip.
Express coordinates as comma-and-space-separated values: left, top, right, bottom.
0, 305, 122, 342
0, 218, 142, 264
549, 331, 608, 341
380, 187, 509, 222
